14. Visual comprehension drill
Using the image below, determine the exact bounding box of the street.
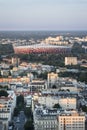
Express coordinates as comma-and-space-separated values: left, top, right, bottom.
13, 111, 26, 130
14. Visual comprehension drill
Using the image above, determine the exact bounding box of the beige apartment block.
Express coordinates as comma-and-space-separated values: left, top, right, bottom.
65, 57, 77, 65
57, 110, 85, 130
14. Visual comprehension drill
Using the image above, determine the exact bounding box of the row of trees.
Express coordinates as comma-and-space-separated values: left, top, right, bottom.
17, 53, 65, 67
53, 103, 61, 109
24, 106, 34, 130
0, 90, 8, 97
13, 95, 34, 130
14, 95, 24, 116
59, 71, 87, 83
0, 85, 9, 90
81, 105, 87, 112
0, 44, 14, 55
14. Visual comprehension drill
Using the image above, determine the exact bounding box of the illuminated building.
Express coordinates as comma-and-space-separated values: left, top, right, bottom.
65, 57, 77, 65
57, 110, 85, 130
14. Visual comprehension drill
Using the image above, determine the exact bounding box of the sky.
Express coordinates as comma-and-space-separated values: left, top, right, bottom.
0, 0, 87, 31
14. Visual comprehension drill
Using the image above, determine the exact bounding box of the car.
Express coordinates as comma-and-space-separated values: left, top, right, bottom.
8, 126, 13, 130
16, 117, 20, 123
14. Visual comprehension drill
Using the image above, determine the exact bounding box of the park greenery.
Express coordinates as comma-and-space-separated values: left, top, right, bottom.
18, 53, 65, 67
0, 44, 14, 55
0, 90, 9, 97
53, 103, 61, 109
24, 107, 34, 130
13, 95, 34, 130
59, 71, 87, 83
80, 105, 87, 113
24, 107, 33, 119
24, 119, 34, 130
0, 85, 9, 90
71, 42, 84, 55
16, 95, 24, 108
14, 95, 24, 116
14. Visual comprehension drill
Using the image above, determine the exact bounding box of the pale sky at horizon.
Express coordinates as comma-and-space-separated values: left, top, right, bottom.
0, 0, 87, 31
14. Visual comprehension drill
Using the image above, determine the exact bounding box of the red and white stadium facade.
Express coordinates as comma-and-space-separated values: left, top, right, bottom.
14, 43, 71, 54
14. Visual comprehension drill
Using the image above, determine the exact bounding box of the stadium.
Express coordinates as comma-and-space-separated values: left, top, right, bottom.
14, 43, 71, 54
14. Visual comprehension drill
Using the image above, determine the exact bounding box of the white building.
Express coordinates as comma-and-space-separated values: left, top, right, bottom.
29, 80, 47, 92
57, 110, 85, 130
27, 73, 34, 82
44, 36, 69, 45
59, 97, 76, 110
7, 90, 16, 113
60, 86, 78, 92
0, 122, 4, 130
0, 119, 8, 130
38, 96, 76, 110
0, 97, 13, 126
65, 57, 77, 65
0, 91, 16, 124
11, 57, 20, 66
58, 79, 78, 92
38, 96, 58, 108
34, 108, 58, 130
24, 95, 32, 107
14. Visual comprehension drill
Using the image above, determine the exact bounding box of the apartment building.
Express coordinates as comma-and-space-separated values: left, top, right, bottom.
29, 80, 47, 92
65, 57, 77, 65
38, 96, 76, 109
57, 110, 85, 130
48, 72, 58, 88
34, 108, 58, 130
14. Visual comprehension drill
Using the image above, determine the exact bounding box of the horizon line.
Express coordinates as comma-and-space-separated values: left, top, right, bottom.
0, 30, 87, 32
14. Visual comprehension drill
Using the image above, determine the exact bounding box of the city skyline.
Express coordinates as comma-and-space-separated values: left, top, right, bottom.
0, 0, 87, 31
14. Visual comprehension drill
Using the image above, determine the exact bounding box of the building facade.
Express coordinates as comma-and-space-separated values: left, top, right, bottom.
57, 110, 85, 130
65, 57, 77, 65
38, 96, 76, 109
34, 108, 58, 130
48, 72, 58, 88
